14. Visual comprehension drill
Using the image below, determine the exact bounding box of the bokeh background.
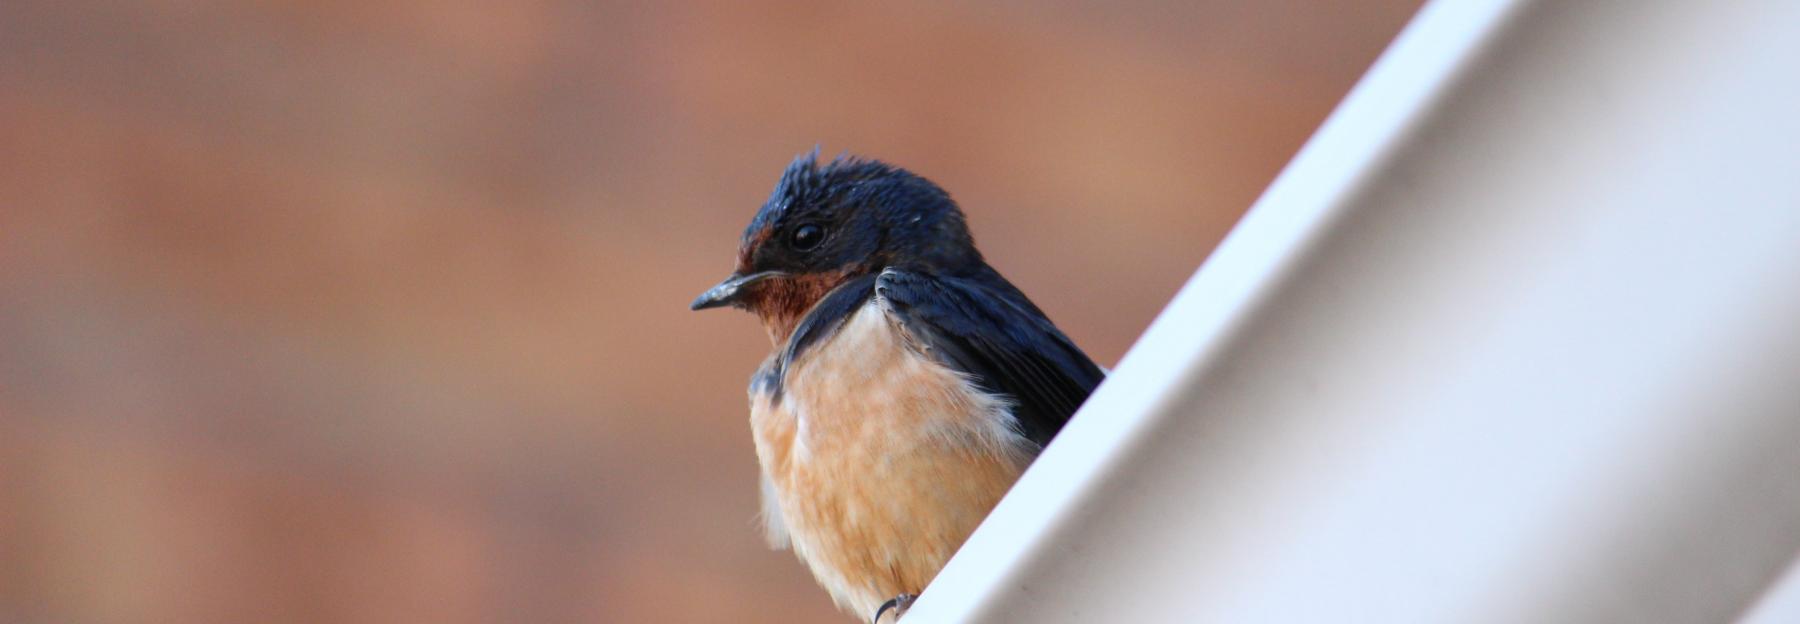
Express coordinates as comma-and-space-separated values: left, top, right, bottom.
0, 1, 1419, 622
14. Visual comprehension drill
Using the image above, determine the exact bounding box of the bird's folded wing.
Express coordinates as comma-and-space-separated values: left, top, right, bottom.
874, 269, 1105, 448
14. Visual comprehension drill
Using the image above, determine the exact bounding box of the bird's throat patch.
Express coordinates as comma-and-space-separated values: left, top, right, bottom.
750, 272, 852, 345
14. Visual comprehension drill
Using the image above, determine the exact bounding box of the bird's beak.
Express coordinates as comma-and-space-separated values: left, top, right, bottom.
690, 271, 782, 311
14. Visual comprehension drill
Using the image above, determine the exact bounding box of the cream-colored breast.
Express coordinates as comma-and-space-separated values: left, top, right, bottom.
750, 300, 1034, 620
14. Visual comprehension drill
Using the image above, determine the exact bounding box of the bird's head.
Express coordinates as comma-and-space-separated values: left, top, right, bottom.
691, 150, 980, 343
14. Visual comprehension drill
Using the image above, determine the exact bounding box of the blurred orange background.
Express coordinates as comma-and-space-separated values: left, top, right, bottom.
0, 1, 1418, 622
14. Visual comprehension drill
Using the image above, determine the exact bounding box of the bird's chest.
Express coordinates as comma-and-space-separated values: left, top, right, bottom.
748, 304, 1031, 615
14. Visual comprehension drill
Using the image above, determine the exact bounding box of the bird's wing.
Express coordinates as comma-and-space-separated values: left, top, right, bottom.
874, 268, 1105, 448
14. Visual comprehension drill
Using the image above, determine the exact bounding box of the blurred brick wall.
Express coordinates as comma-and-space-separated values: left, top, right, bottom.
0, 1, 1418, 622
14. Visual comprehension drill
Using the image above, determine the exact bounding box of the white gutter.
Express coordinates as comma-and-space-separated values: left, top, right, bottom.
908, 0, 1800, 621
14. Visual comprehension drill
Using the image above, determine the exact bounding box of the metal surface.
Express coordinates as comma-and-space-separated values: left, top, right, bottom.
908, 0, 1800, 621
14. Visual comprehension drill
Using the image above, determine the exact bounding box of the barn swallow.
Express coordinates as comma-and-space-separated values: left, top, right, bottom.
692, 151, 1105, 623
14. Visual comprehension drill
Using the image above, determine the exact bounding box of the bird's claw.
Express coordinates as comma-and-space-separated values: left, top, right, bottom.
873, 593, 917, 622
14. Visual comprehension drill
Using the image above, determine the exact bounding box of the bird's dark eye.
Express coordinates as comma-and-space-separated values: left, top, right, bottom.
789, 224, 825, 251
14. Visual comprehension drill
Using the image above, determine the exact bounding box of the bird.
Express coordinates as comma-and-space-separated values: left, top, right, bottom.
691, 150, 1105, 623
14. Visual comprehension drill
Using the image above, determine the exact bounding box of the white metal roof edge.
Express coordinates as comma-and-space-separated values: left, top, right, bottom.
907, 1, 1528, 620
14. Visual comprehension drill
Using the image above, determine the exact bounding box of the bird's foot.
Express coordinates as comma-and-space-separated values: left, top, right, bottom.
873, 593, 917, 622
